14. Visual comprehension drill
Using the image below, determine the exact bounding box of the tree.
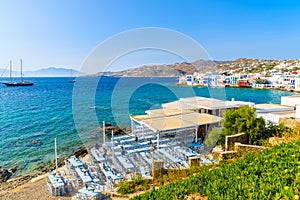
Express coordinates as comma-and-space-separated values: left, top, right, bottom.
219, 106, 265, 146
205, 127, 221, 147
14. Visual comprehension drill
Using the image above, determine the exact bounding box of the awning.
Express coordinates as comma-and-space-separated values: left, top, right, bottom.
140, 112, 222, 132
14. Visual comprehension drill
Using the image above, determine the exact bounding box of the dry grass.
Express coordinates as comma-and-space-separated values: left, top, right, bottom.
270, 124, 300, 145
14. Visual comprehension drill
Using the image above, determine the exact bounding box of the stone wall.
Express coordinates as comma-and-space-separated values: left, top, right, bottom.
234, 143, 268, 152
188, 157, 200, 167
225, 133, 248, 151
152, 160, 164, 179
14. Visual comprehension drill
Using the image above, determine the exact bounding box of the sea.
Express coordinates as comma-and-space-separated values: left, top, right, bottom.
0, 77, 294, 176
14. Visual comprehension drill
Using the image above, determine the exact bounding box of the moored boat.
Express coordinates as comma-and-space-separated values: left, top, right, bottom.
2, 59, 34, 87
238, 79, 252, 88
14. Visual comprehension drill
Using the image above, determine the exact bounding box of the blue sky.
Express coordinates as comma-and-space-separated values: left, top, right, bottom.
0, 0, 300, 71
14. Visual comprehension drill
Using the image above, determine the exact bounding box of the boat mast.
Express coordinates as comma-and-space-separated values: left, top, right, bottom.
20, 59, 23, 82
10, 60, 12, 83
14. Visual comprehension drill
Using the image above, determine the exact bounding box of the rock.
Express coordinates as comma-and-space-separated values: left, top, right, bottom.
74, 147, 88, 158
0, 169, 12, 183
29, 156, 40, 163
14, 142, 21, 147
30, 140, 42, 146
93, 122, 130, 135
88, 134, 97, 139
34, 132, 46, 136
9, 165, 18, 173
105, 125, 130, 135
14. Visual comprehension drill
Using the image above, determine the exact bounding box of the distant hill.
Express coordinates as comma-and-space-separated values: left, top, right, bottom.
0, 67, 80, 77
94, 60, 227, 77
93, 58, 300, 77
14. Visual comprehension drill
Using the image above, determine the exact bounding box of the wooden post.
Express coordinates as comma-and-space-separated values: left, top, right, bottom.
111, 130, 114, 155
54, 138, 58, 174
103, 121, 105, 144
195, 127, 198, 143
157, 132, 160, 149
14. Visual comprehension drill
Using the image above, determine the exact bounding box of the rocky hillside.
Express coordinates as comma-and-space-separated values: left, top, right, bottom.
216, 58, 300, 74
96, 60, 225, 77
94, 58, 300, 77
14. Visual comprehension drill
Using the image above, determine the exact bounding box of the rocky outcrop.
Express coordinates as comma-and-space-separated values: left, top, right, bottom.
93, 122, 130, 135
0, 166, 17, 183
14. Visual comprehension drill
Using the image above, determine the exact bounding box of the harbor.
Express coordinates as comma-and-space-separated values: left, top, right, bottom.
179, 62, 300, 93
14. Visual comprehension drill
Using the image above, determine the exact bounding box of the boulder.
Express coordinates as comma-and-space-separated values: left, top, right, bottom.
29, 140, 42, 146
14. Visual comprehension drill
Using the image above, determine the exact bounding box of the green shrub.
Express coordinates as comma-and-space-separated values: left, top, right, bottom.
117, 181, 135, 194
117, 176, 149, 194
132, 139, 300, 200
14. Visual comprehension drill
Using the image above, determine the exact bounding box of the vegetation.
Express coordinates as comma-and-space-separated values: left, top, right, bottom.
292, 67, 300, 72
132, 139, 300, 200
204, 127, 221, 147
154, 165, 203, 187
117, 176, 150, 194
220, 106, 266, 145
117, 166, 204, 195
218, 106, 288, 146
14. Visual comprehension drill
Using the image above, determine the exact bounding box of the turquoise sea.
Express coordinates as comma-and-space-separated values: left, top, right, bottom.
0, 77, 294, 176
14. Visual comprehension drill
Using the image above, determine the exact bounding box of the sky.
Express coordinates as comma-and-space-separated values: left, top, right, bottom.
0, 0, 300, 71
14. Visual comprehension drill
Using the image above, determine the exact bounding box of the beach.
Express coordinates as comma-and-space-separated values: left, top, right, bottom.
0, 153, 141, 200
1, 172, 71, 200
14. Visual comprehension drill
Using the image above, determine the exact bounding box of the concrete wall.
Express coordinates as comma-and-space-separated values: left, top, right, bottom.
281, 96, 300, 107
225, 133, 248, 151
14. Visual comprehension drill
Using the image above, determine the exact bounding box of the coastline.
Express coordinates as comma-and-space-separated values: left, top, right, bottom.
176, 82, 300, 93
0, 147, 88, 196
0, 167, 72, 200
0, 123, 129, 199
0, 148, 138, 200
0, 122, 127, 183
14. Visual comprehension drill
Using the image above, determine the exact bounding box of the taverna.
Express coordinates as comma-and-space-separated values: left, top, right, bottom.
46, 95, 300, 199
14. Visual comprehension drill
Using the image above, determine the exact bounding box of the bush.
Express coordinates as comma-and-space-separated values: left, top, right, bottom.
117, 176, 149, 194
219, 106, 290, 146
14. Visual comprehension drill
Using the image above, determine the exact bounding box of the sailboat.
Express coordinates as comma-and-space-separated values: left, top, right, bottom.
69, 69, 76, 83
2, 59, 34, 86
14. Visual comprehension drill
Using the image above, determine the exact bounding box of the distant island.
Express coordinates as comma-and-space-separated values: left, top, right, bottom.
0, 67, 80, 77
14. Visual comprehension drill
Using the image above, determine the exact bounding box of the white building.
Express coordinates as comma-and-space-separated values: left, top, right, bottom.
281, 96, 300, 107
255, 103, 295, 124
295, 78, 300, 92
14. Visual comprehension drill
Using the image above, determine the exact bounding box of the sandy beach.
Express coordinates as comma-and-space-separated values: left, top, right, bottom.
0, 152, 132, 200
0, 171, 138, 200
0, 174, 72, 200
0, 153, 83, 200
